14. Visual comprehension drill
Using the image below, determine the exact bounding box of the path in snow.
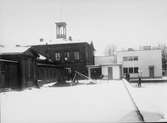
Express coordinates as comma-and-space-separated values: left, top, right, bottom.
0, 80, 141, 123
130, 82, 167, 122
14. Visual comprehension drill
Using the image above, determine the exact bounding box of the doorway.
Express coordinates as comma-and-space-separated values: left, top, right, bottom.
0, 63, 6, 88
149, 66, 154, 78
108, 67, 113, 80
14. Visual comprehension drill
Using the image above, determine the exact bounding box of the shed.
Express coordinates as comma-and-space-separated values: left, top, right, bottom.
0, 46, 37, 89
87, 64, 122, 80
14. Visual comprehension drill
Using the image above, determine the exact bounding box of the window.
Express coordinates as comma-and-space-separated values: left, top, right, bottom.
123, 56, 138, 61
134, 56, 138, 61
123, 57, 128, 61
64, 52, 70, 61
55, 52, 61, 61
134, 67, 139, 73
124, 67, 139, 74
74, 51, 80, 60
129, 67, 133, 73
129, 57, 133, 61
66, 52, 70, 58
123, 67, 128, 73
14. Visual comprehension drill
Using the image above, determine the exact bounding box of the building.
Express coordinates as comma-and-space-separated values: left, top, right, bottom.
95, 56, 116, 65
117, 49, 162, 78
0, 45, 69, 89
31, 41, 95, 78
0, 46, 37, 89
87, 56, 122, 80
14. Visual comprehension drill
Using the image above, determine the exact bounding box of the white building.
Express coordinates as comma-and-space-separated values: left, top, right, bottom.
100, 64, 122, 80
117, 49, 162, 78
87, 56, 122, 80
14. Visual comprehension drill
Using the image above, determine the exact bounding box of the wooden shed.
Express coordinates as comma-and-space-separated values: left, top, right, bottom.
0, 46, 37, 89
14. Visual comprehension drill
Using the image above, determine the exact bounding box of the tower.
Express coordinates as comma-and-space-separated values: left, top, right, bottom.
55, 22, 67, 39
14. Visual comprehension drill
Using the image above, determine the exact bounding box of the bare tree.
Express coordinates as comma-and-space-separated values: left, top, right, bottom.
158, 44, 167, 76
104, 44, 117, 56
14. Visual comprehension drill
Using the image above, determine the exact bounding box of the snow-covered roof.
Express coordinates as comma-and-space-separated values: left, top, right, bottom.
22, 39, 91, 47
0, 45, 30, 55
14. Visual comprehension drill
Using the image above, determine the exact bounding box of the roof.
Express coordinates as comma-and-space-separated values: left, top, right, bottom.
0, 46, 30, 55
22, 39, 92, 47
0, 58, 18, 63
87, 63, 122, 68
117, 49, 162, 53
55, 22, 67, 26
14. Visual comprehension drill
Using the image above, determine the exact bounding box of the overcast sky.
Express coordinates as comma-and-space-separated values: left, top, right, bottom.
1, 0, 167, 55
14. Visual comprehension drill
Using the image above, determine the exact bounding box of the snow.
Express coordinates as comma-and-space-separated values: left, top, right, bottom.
0, 80, 167, 123
0, 80, 141, 123
0, 39, 91, 55
21, 39, 90, 47
0, 45, 30, 54
125, 80, 167, 122
38, 54, 47, 60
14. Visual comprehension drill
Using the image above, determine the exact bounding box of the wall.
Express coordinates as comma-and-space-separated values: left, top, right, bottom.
0, 59, 20, 89
112, 66, 121, 80
101, 65, 121, 80
37, 64, 66, 84
95, 56, 116, 65
102, 66, 108, 79
32, 42, 94, 76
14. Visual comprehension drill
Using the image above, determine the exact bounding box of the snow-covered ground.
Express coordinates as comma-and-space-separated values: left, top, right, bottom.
129, 81, 167, 122
0, 80, 167, 123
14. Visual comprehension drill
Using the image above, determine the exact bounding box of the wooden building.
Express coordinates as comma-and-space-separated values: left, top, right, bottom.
0, 41, 95, 89
0, 45, 68, 89
31, 41, 95, 78
0, 47, 37, 89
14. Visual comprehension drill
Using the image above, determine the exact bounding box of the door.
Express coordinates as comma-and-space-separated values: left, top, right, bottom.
108, 67, 113, 80
0, 63, 6, 88
149, 66, 154, 78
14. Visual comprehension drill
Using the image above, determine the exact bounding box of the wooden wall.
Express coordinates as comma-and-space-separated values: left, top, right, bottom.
37, 64, 66, 84
0, 58, 68, 89
0, 59, 20, 89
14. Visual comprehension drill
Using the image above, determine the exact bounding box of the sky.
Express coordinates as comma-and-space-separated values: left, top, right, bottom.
1, 0, 167, 55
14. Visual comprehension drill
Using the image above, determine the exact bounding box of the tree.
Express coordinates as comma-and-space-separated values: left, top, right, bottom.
159, 44, 167, 76
104, 44, 117, 56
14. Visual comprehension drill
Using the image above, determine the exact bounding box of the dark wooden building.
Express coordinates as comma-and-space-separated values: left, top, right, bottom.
0, 47, 37, 89
0, 41, 95, 89
31, 41, 95, 78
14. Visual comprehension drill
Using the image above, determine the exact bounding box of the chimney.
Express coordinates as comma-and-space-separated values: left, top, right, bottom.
68, 36, 72, 41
